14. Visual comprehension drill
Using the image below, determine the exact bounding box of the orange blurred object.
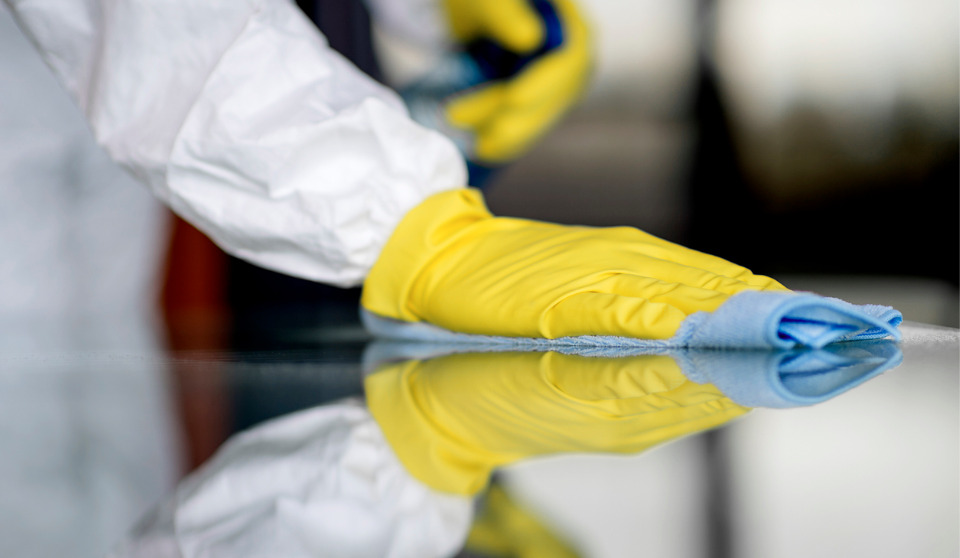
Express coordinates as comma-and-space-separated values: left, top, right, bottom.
161, 214, 232, 469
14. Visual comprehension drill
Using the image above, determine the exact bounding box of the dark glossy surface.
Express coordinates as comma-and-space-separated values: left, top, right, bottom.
1, 318, 956, 558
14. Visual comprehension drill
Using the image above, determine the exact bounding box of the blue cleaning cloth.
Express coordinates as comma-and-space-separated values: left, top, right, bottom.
361, 290, 902, 350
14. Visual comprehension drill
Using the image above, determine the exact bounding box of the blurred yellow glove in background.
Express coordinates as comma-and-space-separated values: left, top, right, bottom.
362, 189, 787, 341
466, 482, 580, 558
364, 350, 748, 495
442, 0, 593, 163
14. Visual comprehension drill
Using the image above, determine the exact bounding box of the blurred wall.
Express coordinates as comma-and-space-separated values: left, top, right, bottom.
484, 0, 700, 239
715, 0, 958, 206
476, 0, 958, 284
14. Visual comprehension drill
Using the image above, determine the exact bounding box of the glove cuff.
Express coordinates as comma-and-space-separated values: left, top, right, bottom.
362, 187, 491, 322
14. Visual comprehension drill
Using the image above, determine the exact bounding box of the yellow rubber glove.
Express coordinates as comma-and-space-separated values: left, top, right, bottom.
465, 481, 580, 558
442, 0, 593, 163
362, 189, 788, 340
364, 350, 748, 495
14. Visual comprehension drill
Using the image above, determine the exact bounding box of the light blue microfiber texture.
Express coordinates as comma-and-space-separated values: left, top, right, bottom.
674, 340, 903, 408
361, 290, 902, 350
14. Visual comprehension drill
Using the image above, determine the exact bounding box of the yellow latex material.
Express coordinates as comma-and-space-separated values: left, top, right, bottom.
362, 189, 788, 340
465, 482, 580, 558
364, 350, 749, 495
442, 0, 593, 163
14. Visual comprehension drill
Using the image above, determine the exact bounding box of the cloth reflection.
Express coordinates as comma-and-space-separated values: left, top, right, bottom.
113, 341, 901, 557
677, 340, 902, 408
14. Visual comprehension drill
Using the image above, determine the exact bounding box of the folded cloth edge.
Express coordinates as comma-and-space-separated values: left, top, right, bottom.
683, 291, 902, 349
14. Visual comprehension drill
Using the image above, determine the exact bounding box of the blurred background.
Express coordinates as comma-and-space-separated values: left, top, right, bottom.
160, 0, 960, 339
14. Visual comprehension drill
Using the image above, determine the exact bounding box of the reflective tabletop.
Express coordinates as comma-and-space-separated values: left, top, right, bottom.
1, 317, 957, 558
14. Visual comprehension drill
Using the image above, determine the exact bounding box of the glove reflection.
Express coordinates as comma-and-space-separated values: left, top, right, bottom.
111, 341, 899, 557
364, 348, 748, 496
363, 340, 901, 496
466, 480, 581, 558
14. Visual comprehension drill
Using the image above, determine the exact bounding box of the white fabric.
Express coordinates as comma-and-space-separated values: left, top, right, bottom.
0, 5, 168, 324
5, 0, 466, 287
111, 399, 473, 558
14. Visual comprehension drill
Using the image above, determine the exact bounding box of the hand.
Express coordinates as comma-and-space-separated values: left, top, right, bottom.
362, 189, 788, 341
442, 0, 593, 164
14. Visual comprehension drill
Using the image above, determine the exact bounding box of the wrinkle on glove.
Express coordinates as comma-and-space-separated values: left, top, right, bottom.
364, 350, 748, 496
362, 189, 901, 349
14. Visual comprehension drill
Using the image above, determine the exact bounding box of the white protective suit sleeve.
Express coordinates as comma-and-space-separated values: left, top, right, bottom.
4, 0, 467, 287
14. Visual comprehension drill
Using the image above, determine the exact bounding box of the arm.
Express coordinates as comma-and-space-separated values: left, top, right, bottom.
5, 0, 465, 286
